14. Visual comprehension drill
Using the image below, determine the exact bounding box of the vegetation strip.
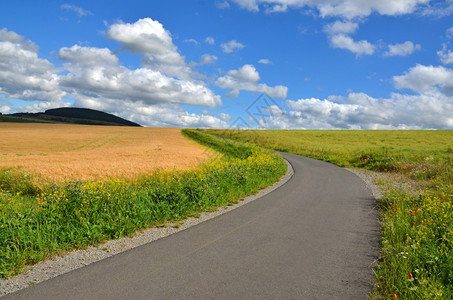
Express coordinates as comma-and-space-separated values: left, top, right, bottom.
207, 129, 452, 299
0, 129, 287, 278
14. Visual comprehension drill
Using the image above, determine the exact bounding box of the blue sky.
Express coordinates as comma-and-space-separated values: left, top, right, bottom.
0, 0, 452, 129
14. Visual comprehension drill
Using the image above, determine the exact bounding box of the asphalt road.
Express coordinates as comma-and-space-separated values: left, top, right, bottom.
5, 153, 379, 299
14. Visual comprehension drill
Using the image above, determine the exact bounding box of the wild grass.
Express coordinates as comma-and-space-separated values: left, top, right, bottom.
0, 129, 286, 278
208, 129, 453, 299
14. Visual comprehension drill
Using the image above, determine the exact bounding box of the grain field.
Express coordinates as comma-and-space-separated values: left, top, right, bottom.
0, 123, 212, 182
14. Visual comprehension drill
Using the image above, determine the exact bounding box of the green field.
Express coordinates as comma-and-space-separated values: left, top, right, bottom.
208, 129, 453, 299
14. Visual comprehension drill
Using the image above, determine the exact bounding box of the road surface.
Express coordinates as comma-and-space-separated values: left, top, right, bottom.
4, 153, 379, 299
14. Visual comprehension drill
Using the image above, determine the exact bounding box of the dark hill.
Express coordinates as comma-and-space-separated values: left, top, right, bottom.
45, 108, 141, 127
0, 107, 141, 127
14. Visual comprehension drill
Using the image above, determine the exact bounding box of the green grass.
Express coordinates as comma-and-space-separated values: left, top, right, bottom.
207, 129, 453, 299
0, 129, 286, 278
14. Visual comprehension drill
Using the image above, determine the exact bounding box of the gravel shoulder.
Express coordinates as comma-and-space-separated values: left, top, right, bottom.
1, 159, 294, 297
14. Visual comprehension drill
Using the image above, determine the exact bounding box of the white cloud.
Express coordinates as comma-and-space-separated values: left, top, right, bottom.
19, 101, 71, 114
205, 37, 215, 45
221, 40, 245, 53
216, 64, 288, 98
216, 1, 231, 9
316, 0, 430, 18
226, 64, 260, 82
184, 38, 199, 45
265, 4, 288, 13
231, 0, 430, 18
107, 18, 175, 55
258, 58, 272, 64
447, 27, 453, 39
438, 43, 453, 65
73, 99, 228, 128
59, 45, 118, 66
420, 1, 453, 17
199, 54, 218, 65
393, 64, 453, 94
0, 106, 11, 114
229, 63, 453, 129
60, 4, 93, 17
285, 92, 451, 129
329, 34, 375, 55
384, 41, 421, 57
107, 18, 197, 80
231, 0, 259, 11
259, 90, 453, 129
0, 28, 39, 52
60, 53, 221, 107
218, 112, 233, 121
323, 21, 374, 56
0, 28, 65, 102
324, 21, 358, 35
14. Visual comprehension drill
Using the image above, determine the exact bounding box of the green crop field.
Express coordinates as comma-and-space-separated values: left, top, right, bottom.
208, 129, 453, 299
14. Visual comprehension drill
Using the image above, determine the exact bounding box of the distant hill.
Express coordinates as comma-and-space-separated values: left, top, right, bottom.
0, 107, 141, 127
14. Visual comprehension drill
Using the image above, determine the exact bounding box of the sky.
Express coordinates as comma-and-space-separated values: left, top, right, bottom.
0, 0, 452, 129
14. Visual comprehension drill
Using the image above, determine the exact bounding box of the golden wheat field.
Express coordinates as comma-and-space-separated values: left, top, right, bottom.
0, 123, 212, 182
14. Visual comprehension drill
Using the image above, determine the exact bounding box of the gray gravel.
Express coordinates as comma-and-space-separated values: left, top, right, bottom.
1, 160, 294, 297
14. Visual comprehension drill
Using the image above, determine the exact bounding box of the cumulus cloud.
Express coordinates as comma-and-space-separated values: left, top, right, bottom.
231, 63, 453, 129
438, 44, 453, 65
0, 28, 38, 52
266, 90, 453, 129
60, 4, 93, 17
384, 41, 421, 57
323, 21, 375, 56
393, 64, 453, 94
0, 28, 66, 102
107, 18, 195, 79
315, 0, 430, 18
199, 54, 218, 65
107, 18, 173, 54
221, 40, 245, 53
265, 4, 288, 13
324, 21, 358, 35
60, 18, 223, 109
230, 0, 430, 18
59, 46, 221, 107
329, 34, 375, 55
59, 45, 119, 65
72, 99, 228, 128
216, 64, 288, 98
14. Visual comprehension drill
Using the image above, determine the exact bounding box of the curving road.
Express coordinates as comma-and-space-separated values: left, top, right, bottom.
4, 153, 379, 299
